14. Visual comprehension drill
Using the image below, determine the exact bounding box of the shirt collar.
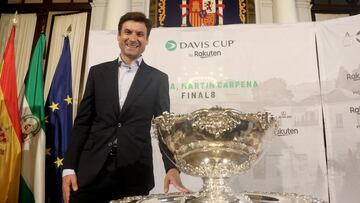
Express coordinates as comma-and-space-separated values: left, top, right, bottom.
118, 55, 143, 70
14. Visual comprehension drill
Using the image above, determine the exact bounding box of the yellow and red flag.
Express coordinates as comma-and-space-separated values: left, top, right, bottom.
0, 25, 22, 203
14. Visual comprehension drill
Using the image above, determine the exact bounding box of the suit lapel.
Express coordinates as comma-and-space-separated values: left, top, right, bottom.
120, 61, 152, 116
102, 59, 121, 118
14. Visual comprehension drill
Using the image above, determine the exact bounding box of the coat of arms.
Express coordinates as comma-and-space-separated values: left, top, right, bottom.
157, 0, 247, 27
0, 126, 7, 144
21, 114, 41, 141
180, 0, 222, 27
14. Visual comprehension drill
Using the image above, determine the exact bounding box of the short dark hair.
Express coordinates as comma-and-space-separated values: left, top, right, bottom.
118, 12, 153, 38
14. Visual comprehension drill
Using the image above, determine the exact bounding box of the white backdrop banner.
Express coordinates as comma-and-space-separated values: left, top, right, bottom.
87, 23, 328, 200
316, 15, 360, 203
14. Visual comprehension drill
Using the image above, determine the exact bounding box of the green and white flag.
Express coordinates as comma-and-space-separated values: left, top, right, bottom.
19, 34, 46, 203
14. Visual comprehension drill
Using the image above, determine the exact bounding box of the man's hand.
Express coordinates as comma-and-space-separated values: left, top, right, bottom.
62, 174, 78, 203
164, 168, 191, 193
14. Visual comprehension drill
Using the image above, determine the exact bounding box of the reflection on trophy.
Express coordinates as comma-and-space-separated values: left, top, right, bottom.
113, 106, 327, 203
152, 107, 277, 203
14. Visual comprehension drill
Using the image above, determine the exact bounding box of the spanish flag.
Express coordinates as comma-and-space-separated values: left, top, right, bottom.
0, 25, 22, 203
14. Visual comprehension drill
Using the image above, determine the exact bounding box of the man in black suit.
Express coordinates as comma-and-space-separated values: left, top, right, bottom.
62, 12, 189, 203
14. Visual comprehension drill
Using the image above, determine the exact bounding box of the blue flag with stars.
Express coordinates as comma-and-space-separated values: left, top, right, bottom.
45, 36, 73, 203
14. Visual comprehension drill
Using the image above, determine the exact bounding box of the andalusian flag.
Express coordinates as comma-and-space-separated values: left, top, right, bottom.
19, 34, 46, 203
0, 25, 22, 203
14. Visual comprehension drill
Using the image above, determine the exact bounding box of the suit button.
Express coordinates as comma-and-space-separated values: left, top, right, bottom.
108, 142, 112, 147
117, 123, 122, 127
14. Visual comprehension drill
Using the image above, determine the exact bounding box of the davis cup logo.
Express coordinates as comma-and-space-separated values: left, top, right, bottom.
180, 0, 224, 27
21, 114, 41, 141
165, 40, 177, 51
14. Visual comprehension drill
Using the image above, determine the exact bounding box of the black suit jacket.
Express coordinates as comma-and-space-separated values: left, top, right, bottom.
63, 59, 174, 190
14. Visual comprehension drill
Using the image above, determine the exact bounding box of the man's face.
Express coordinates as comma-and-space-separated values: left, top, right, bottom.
118, 20, 148, 63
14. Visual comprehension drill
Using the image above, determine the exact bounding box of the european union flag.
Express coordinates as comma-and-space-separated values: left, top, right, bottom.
156, 0, 246, 27
45, 36, 73, 203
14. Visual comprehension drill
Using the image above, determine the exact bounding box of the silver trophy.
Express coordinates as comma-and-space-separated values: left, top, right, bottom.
152, 107, 277, 203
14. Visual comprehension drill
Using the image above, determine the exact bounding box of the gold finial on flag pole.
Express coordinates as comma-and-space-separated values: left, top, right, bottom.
63, 24, 72, 37
12, 11, 18, 24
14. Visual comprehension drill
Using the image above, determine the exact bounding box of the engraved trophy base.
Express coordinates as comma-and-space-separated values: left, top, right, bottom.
113, 192, 327, 203
190, 177, 251, 203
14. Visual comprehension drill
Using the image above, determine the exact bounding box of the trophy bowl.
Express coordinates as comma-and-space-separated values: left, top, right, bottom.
152, 107, 277, 203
